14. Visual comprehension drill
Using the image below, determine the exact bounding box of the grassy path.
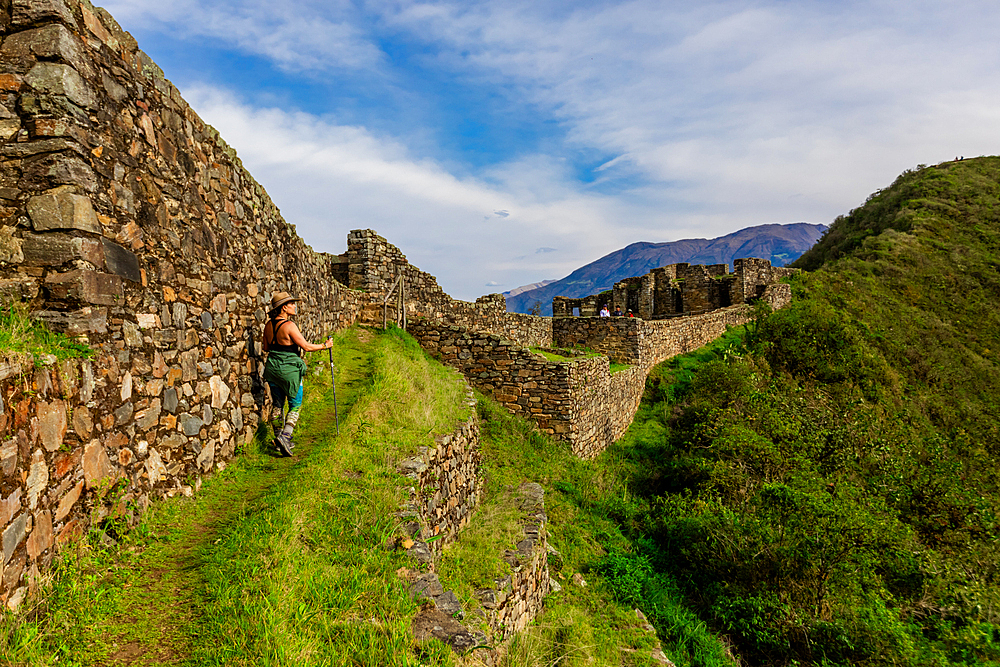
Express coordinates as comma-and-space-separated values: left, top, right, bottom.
1, 329, 373, 667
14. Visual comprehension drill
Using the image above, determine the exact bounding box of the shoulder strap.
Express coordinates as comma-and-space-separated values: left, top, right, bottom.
270, 318, 292, 345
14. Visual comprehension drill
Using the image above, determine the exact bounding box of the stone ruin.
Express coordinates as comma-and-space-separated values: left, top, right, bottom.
0, 6, 794, 657
552, 257, 797, 319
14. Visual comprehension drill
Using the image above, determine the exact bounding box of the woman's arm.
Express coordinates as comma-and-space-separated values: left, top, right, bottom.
286, 322, 334, 352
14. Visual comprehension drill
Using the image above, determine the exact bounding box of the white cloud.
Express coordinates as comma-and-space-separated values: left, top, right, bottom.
102, 0, 1000, 297
184, 86, 643, 300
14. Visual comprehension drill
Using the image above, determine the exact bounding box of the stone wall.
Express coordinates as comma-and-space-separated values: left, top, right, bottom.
475, 482, 550, 642
416, 285, 792, 460
397, 388, 482, 560
0, 0, 373, 608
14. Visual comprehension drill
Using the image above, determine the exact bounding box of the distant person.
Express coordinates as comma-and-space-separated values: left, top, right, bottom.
613, 306, 622, 317
262, 292, 335, 456
627, 309, 635, 318
600, 304, 610, 317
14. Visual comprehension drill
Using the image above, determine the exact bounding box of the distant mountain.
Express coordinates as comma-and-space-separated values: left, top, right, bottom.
505, 223, 827, 315
503, 280, 557, 298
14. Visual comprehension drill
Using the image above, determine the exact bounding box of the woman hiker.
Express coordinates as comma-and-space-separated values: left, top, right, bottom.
262, 292, 334, 456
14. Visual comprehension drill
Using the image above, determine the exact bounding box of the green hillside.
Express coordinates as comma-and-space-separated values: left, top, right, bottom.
606, 157, 1000, 665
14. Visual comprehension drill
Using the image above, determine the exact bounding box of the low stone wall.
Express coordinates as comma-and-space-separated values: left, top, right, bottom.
397, 388, 481, 560
475, 482, 550, 642
406, 321, 577, 439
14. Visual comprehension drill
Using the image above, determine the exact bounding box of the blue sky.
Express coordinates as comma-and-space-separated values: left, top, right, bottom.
102, 0, 1000, 300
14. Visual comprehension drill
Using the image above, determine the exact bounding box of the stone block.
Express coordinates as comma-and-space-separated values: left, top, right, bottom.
21, 232, 103, 267
82, 440, 115, 490
0, 278, 40, 305
20, 152, 97, 192
2, 24, 88, 73
36, 399, 66, 452
25, 510, 52, 560
11, 0, 78, 29
179, 413, 203, 436
27, 190, 101, 233
0, 488, 22, 527
2, 513, 29, 565
33, 307, 107, 334
44, 269, 122, 306
24, 62, 97, 110
101, 238, 141, 283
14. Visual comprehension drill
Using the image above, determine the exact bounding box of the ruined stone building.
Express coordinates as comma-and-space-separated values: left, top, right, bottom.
553, 258, 797, 319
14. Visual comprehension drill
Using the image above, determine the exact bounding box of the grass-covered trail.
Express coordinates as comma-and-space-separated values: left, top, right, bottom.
1, 327, 383, 666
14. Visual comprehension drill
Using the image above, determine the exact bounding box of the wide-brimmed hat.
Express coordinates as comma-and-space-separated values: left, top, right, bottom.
270, 291, 299, 312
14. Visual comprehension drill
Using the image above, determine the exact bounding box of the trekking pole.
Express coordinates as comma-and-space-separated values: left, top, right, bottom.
327, 336, 340, 435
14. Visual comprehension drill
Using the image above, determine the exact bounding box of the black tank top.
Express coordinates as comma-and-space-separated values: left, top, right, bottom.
268, 319, 300, 354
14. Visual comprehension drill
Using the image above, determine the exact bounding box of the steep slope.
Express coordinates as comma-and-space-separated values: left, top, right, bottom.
507, 223, 826, 315
609, 157, 1000, 666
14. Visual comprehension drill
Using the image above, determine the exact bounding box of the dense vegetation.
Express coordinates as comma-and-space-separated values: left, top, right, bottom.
598, 157, 1000, 665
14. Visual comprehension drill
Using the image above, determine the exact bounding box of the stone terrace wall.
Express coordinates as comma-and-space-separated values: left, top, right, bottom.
397, 389, 482, 560
407, 320, 576, 440
566, 360, 647, 459
423, 283, 795, 460
0, 0, 374, 607
346, 230, 552, 348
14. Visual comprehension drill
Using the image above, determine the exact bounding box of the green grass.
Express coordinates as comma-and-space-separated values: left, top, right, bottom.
0, 305, 92, 366
0, 326, 467, 667
530, 346, 633, 374
601, 157, 1000, 666
432, 395, 734, 667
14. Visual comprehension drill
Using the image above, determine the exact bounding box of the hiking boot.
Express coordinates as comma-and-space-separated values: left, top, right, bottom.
276, 432, 293, 457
